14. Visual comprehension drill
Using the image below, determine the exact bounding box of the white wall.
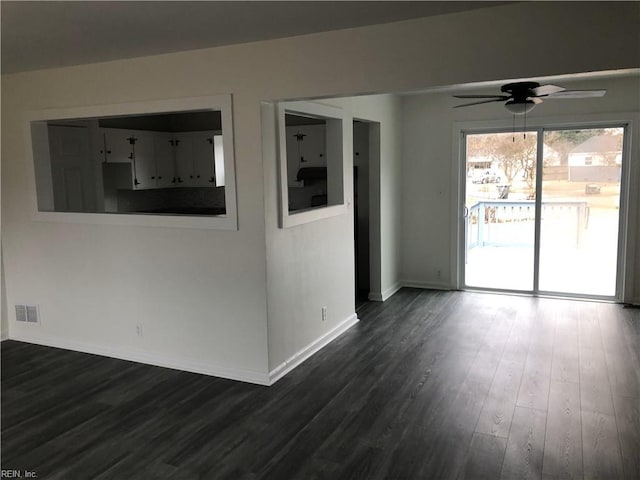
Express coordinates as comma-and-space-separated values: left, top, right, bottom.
1, 1, 638, 381
1, 55, 272, 384
263, 94, 403, 374
400, 75, 640, 301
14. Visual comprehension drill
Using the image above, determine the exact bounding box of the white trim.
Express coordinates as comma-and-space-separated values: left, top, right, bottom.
451, 126, 464, 290
381, 282, 403, 301
453, 112, 639, 303
401, 280, 451, 291
276, 100, 352, 228
368, 282, 402, 302
8, 332, 270, 386
268, 313, 359, 385
24, 94, 238, 231
33, 211, 238, 230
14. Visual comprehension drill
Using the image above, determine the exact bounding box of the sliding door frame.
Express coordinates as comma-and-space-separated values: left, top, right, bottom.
452, 113, 639, 303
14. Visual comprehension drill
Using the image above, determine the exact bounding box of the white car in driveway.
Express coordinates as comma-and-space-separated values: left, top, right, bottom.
471, 169, 502, 184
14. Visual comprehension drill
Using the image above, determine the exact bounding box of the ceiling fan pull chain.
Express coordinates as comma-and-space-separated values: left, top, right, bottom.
523, 109, 527, 140
512, 114, 516, 142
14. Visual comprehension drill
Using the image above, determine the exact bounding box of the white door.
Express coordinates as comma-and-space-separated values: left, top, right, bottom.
48, 125, 94, 212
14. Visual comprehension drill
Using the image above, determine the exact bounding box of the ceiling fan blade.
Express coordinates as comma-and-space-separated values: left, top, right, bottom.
454, 98, 506, 108
453, 94, 509, 99
531, 84, 566, 97
545, 89, 607, 99
530, 97, 543, 104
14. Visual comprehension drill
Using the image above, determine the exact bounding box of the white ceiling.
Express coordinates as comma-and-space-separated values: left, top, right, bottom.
1, 1, 512, 74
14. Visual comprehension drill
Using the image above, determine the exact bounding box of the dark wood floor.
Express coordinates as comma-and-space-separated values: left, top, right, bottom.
2, 289, 639, 479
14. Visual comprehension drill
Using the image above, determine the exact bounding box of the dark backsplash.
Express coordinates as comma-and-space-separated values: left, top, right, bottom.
116, 187, 226, 214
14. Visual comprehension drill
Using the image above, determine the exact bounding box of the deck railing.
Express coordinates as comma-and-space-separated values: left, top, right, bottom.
467, 200, 589, 249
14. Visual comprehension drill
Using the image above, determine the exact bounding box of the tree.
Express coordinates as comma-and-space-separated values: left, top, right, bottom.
544, 129, 606, 166
467, 132, 537, 195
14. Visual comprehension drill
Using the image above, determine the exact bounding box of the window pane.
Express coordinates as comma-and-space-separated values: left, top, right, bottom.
539, 128, 623, 295
465, 131, 537, 291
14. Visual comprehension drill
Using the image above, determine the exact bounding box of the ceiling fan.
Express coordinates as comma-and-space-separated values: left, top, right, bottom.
453, 81, 606, 115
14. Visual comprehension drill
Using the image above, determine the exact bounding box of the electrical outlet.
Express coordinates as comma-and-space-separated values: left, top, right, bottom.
321, 306, 327, 322
136, 324, 143, 337
437, 269, 442, 279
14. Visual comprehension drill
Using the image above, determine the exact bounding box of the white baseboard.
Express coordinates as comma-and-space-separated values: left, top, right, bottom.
269, 313, 359, 385
369, 282, 402, 302
8, 332, 270, 386
401, 279, 451, 291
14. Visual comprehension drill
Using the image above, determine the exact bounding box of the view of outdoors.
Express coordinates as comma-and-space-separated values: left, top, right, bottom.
465, 127, 624, 297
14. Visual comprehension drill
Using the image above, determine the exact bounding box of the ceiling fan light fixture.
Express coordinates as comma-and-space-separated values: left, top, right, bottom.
453, 81, 606, 115
504, 99, 536, 115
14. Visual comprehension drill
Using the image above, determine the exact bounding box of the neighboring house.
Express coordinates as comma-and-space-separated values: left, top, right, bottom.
466, 155, 494, 178
568, 135, 623, 166
568, 135, 623, 182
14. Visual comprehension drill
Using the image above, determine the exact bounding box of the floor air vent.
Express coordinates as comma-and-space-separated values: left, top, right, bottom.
15, 305, 40, 324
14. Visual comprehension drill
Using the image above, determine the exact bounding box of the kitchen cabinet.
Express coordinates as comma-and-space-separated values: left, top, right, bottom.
100, 128, 220, 190
130, 132, 155, 189
174, 135, 194, 186
102, 129, 154, 189
285, 124, 326, 187
153, 134, 176, 188
103, 129, 135, 164
175, 132, 219, 187
192, 132, 218, 187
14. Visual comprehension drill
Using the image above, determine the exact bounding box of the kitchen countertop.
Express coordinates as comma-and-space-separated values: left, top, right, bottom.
135, 207, 226, 216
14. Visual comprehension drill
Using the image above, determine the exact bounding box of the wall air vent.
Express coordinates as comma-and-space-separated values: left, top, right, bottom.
15, 305, 27, 322
15, 305, 40, 324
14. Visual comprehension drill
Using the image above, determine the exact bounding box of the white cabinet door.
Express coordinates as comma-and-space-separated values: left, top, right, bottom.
103, 129, 135, 164
192, 132, 216, 187
174, 135, 194, 187
130, 132, 155, 190
154, 133, 175, 188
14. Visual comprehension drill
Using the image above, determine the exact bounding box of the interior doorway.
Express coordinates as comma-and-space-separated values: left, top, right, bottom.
354, 120, 372, 306
463, 126, 627, 299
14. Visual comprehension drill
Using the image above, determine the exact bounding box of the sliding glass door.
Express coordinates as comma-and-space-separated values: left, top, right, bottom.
462, 125, 626, 299
464, 131, 538, 291
538, 128, 624, 296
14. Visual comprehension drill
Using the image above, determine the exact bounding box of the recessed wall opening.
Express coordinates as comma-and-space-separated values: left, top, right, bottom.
32, 110, 226, 216
285, 113, 330, 212
26, 94, 238, 229
277, 100, 350, 229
